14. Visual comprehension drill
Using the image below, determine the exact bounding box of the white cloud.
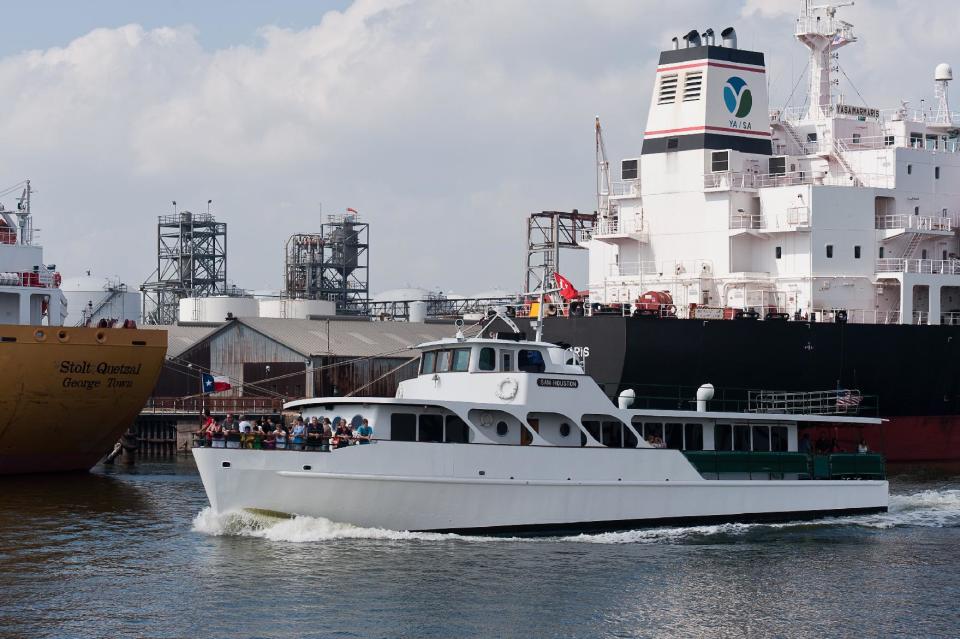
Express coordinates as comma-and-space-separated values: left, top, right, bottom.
0, 0, 958, 299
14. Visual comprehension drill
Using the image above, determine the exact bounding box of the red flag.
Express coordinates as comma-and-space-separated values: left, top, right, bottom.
553, 272, 579, 301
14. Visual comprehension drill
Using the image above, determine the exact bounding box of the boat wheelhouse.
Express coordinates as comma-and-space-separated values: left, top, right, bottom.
193, 325, 888, 534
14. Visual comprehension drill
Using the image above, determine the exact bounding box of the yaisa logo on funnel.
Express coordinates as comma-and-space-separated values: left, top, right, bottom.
723, 76, 753, 126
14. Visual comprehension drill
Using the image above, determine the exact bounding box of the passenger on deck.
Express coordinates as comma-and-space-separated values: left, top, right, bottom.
200, 410, 215, 446
858, 438, 869, 454
306, 417, 322, 449
321, 418, 333, 452
263, 428, 276, 449
356, 418, 373, 444
333, 419, 353, 449
273, 423, 287, 449
291, 417, 307, 450
241, 424, 255, 449
209, 420, 225, 448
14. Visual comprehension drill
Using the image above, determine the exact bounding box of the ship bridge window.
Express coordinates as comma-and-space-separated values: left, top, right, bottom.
910, 133, 923, 148
768, 156, 786, 175
418, 415, 443, 442
622, 159, 638, 181
451, 348, 471, 372
390, 413, 416, 441
926, 134, 938, 150
436, 350, 452, 373
711, 151, 729, 173
420, 351, 437, 375
657, 73, 678, 104
518, 349, 546, 373
479, 347, 496, 371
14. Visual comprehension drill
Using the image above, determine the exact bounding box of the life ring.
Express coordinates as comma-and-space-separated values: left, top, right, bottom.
496, 377, 519, 401
53, 272, 62, 287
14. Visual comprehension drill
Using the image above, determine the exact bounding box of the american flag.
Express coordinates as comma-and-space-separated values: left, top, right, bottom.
836, 392, 862, 408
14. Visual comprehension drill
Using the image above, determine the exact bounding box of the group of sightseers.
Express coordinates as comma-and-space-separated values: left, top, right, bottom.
198, 411, 374, 451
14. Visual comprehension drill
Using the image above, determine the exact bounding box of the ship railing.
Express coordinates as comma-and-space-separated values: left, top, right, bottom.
610, 181, 641, 197
192, 434, 377, 450
729, 207, 811, 230
836, 133, 960, 153
878, 107, 960, 128
143, 396, 286, 415
595, 213, 645, 238
747, 389, 872, 416
705, 170, 894, 191
876, 258, 960, 275
610, 260, 713, 278
875, 214, 952, 232
0, 270, 57, 288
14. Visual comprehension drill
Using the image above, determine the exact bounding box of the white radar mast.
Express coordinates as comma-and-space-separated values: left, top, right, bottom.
931, 63, 956, 132
795, 1, 856, 121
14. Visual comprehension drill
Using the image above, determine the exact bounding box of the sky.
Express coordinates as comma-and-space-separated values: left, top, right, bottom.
1, 0, 958, 298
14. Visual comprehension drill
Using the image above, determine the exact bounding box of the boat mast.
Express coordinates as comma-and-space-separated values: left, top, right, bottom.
596, 117, 611, 223
795, 1, 856, 120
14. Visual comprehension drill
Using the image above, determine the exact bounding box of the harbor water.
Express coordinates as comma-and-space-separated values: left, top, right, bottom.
1, 459, 959, 638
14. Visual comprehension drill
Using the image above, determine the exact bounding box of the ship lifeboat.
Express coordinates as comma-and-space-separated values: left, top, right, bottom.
633, 291, 676, 318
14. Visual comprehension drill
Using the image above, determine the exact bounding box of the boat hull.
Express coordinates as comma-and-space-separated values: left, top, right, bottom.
0, 324, 167, 474
193, 443, 888, 533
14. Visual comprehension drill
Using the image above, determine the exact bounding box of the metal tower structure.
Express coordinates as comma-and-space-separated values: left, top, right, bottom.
141, 210, 227, 324
283, 210, 369, 313
524, 210, 596, 295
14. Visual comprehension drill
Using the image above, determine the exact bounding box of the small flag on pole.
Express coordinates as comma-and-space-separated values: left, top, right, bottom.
201, 373, 232, 394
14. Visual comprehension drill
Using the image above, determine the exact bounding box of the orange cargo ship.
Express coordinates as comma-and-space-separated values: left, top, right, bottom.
0, 180, 167, 474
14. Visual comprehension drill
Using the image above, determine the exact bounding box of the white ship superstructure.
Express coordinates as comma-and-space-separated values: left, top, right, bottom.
0, 180, 67, 326
590, 1, 960, 325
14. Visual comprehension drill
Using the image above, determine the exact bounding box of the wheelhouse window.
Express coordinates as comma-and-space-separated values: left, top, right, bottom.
665, 423, 684, 449
479, 347, 496, 371
771, 426, 788, 452
733, 424, 751, 451
420, 351, 436, 375
518, 349, 546, 373
752, 425, 771, 452
714, 424, 732, 451
436, 350, 452, 373
418, 415, 443, 442
451, 348, 470, 372
501, 352, 513, 372
391, 413, 416, 441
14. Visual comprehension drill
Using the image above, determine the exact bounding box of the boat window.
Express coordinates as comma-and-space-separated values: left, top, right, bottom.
711, 150, 729, 173
583, 420, 601, 444
496, 421, 509, 437
624, 424, 638, 448
420, 351, 436, 375
771, 426, 788, 451
644, 423, 663, 446
602, 421, 623, 448
501, 351, 513, 372
559, 423, 572, 438
752, 425, 771, 452
436, 350, 452, 373
665, 423, 683, 449
479, 347, 496, 371
684, 424, 703, 451
445, 415, 470, 443
518, 349, 546, 373
734, 424, 751, 451
418, 415, 443, 442
391, 413, 416, 441
451, 348, 471, 372
714, 424, 732, 451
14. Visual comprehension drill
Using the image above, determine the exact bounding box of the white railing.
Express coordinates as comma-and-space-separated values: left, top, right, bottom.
610, 260, 713, 278
748, 388, 864, 416
705, 170, 894, 191
610, 181, 640, 197
879, 108, 960, 126
595, 214, 645, 237
0, 270, 57, 288
875, 214, 952, 232
729, 206, 811, 231
876, 258, 960, 275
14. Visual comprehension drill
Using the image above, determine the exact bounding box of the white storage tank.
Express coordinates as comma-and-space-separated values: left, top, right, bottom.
60, 272, 141, 326
178, 296, 259, 323
258, 298, 336, 319
408, 301, 428, 323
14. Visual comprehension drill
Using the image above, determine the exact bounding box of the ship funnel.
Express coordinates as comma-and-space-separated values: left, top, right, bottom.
721, 27, 737, 49
683, 29, 701, 48
618, 388, 636, 409
696, 384, 715, 412
671, 36, 679, 50
703, 28, 715, 46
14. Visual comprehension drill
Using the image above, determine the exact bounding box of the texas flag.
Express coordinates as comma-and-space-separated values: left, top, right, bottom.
201, 373, 232, 394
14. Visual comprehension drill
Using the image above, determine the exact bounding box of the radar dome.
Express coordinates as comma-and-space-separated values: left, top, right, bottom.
935, 63, 953, 82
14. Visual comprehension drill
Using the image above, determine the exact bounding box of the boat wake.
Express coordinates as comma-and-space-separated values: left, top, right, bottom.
191, 488, 960, 545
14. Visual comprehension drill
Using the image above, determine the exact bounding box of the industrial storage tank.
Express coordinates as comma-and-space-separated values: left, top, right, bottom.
178, 296, 259, 323
258, 298, 336, 319
60, 272, 141, 326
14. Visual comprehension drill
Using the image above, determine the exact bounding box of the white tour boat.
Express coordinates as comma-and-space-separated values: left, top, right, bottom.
193, 313, 888, 534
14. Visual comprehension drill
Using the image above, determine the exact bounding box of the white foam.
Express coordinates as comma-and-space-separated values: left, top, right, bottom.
191, 488, 960, 544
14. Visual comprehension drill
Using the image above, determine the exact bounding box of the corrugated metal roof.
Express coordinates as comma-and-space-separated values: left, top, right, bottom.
233, 318, 457, 357
142, 323, 222, 358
